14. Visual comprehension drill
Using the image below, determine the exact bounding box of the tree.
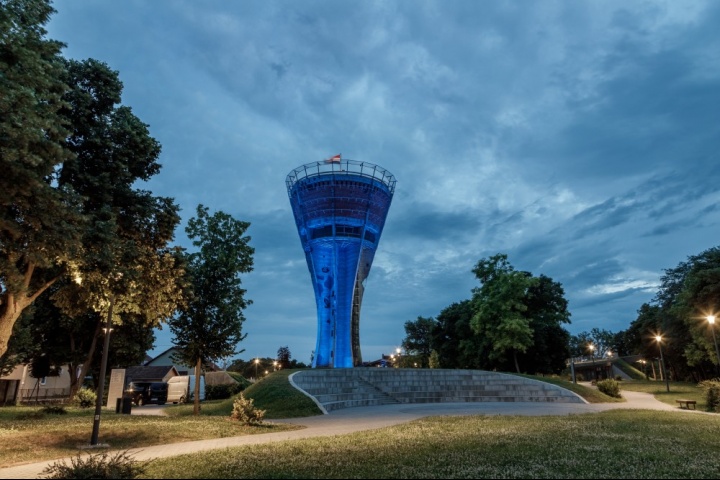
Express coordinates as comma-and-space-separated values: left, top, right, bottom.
672, 247, 720, 375
169, 205, 254, 415
516, 275, 571, 374
1, 2, 184, 368
0, 0, 85, 357
401, 316, 437, 368
470, 254, 536, 373
277, 346, 291, 370
23, 57, 185, 396
432, 300, 488, 369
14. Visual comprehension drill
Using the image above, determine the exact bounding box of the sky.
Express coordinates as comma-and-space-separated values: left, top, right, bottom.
45, 0, 720, 365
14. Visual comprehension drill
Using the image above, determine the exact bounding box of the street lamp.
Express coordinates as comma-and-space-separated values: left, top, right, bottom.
90, 294, 115, 446
655, 335, 670, 393
254, 358, 259, 379
273, 360, 278, 372
707, 315, 720, 375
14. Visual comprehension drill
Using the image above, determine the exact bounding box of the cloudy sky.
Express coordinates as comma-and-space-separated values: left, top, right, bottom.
46, 1, 720, 365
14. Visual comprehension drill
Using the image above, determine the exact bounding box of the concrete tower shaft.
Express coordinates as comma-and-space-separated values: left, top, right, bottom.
286, 160, 396, 368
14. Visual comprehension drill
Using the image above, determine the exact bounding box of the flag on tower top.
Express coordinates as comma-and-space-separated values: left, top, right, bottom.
325, 154, 341, 163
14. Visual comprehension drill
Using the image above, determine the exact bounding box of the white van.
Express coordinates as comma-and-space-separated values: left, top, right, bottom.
166, 375, 206, 404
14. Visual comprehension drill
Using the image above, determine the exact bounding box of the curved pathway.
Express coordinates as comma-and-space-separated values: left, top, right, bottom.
0, 390, 706, 479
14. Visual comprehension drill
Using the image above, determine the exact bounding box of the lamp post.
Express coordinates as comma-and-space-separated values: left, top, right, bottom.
254, 358, 259, 379
273, 361, 278, 372
655, 335, 670, 393
707, 315, 720, 375
90, 294, 115, 446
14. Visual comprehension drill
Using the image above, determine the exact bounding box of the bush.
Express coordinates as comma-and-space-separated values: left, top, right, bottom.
230, 394, 266, 425
42, 451, 148, 479
205, 382, 244, 400
596, 378, 622, 398
615, 375, 623, 381
74, 387, 97, 409
699, 379, 720, 412
42, 405, 67, 415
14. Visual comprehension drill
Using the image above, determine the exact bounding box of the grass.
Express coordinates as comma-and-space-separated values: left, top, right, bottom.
0, 370, 318, 467
613, 358, 647, 380
4, 370, 710, 472
619, 380, 707, 409
0, 403, 301, 467
241, 369, 323, 418
513, 373, 625, 403
144, 409, 720, 479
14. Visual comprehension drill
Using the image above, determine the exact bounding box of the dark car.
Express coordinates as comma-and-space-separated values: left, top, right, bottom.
125, 381, 168, 406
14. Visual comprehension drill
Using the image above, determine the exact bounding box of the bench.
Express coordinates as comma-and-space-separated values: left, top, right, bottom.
676, 399, 697, 410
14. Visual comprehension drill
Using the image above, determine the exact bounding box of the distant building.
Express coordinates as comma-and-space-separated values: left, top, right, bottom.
0, 364, 71, 405
143, 347, 220, 375
123, 365, 179, 386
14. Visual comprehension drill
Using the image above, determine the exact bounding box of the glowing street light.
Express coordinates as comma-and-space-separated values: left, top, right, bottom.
273, 360, 278, 372
707, 315, 720, 375
587, 344, 595, 363
90, 294, 115, 446
655, 335, 670, 393
254, 358, 260, 379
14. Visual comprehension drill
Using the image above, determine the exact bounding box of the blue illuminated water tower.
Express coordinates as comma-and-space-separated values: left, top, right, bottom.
286, 158, 396, 368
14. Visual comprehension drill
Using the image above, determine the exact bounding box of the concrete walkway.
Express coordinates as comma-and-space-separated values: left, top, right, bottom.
0, 391, 707, 479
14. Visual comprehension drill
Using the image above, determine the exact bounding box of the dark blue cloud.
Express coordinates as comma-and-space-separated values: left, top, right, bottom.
44, 0, 720, 361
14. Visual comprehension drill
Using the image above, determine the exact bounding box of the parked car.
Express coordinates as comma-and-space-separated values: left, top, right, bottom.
125, 381, 168, 406
166, 375, 206, 404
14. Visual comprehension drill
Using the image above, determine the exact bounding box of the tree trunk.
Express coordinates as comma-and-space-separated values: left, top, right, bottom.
193, 357, 201, 416
0, 267, 59, 357
67, 320, 103, 400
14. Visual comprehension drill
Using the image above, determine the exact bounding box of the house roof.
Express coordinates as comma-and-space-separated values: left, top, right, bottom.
143, 346, 221, 372
144, 347, 177, 366
124, 365, 178, 382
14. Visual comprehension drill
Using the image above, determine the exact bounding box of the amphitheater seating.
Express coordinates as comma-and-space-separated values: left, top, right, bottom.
290, 368, 584, 412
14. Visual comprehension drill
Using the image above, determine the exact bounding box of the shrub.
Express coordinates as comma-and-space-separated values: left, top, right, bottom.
74, 387, 97, 409
42, 451, 148, 479
615, 375, 623, 381
230, 394, 266, 425
42, 405, 67, 415
699, 379, 720, 412
596, 378, 622, 398
205, 382, 244, 400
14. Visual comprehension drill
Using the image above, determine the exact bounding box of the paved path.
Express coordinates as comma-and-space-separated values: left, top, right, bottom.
0, 391, 707, 479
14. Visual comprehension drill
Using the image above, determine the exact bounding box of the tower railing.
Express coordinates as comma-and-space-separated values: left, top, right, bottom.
286, 159, 396, 195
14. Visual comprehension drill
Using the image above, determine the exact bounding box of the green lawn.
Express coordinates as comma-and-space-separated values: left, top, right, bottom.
619, 380, 707, 409
5, 370, 713, 472
144, 410, 720, 479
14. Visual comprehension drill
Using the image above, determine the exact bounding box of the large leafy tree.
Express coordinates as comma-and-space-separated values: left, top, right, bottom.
672, 247, 720, 373
0, 0, 85, 357
401, 316, 437, 368
617, 247, 720, 382
470, 254, 536, 373
432, 300, 487, 369
516, 275, 571, 374
169, 205, 254, 415
1, 1, 184, 373
27, 58, 184, 394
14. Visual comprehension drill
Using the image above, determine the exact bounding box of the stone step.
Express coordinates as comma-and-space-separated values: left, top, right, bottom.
291, 369, 583, 412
